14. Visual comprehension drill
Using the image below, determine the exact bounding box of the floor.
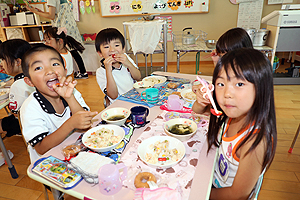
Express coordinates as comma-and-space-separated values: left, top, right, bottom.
0, 61, 300, 200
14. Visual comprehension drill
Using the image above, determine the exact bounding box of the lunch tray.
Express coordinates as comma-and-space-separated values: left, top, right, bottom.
118, 78, 191, 108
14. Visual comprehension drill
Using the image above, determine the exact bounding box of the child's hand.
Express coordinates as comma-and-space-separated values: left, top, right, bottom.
103, 56, 115, 71
211, 49, 220, 66
113, 53, 129, 66
70, 111, 98, 130
52, 72, 77, 99
193, 83, 213, 106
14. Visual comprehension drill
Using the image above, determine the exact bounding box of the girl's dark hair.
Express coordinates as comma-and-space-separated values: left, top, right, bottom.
207, 48, 277, 171
0, 39, 31, 69
44, 27, 85, 53
216, 27, 253, 54
95, 28, 125, 52
22, 44, 64, 78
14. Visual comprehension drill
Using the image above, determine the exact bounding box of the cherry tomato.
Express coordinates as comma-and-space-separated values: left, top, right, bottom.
112, 54, 116, 58
55, 83, 60, 87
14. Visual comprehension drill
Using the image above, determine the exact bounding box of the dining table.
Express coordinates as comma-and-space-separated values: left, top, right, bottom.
26, 71, 217, 200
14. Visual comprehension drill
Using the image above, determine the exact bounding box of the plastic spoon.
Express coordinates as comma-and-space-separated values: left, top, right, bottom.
196, 76, 223, 117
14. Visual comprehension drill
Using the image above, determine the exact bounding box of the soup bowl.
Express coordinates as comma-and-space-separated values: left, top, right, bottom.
164, 118, 197, 141
101, 107, 131, 126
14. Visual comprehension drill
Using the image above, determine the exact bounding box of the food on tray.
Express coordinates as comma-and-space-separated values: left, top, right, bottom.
0, 90, 7, 96
169, 124, 193, 135
171, 91, 181, 97
134, 172, 157, 188
62, 144, 82, 159
167, 82, 178, 89
145, 77, 163, 85
107, 115, 126, 121
183, 91, 196, 101
83, 128, 121, 148
145, 140, 182, 165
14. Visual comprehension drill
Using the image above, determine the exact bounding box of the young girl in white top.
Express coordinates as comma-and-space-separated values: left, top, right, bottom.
43, 27, 85, 76
0, 39, 34, 138
193, 48, 277, 199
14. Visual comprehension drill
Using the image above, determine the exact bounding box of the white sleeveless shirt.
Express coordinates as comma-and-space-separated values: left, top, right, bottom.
213, 118, 258, 188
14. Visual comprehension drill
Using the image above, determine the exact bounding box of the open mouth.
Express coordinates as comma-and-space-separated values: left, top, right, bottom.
46, 78, 59, 90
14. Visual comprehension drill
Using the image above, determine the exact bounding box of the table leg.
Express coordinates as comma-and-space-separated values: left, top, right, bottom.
177, 51, 180, 73
0, 136, 18, 179
145, 54, 148, 76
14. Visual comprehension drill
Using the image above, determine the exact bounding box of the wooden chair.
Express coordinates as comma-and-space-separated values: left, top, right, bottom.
288, 123, 300, 153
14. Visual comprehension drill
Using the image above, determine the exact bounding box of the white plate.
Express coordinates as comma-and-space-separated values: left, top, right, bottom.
82, 125, 125, 152
0, 88, 9, 101
142, 76, 167, 88
0, 82, 6, 88
138, 136, 185, 169
181, 88, 196, 104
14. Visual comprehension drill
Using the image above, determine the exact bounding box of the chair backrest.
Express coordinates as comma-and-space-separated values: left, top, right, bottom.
248, 168, 266, 200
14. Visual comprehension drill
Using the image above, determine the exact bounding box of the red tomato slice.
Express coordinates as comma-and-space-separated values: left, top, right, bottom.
211, 108, 222, 116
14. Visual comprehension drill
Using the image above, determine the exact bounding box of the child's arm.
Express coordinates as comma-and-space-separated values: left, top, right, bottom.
115, 53, 141, 81
210, 136, 266, 200
192, 84, 211, 115
33, 110, 98, 155
103, 57, 119, 99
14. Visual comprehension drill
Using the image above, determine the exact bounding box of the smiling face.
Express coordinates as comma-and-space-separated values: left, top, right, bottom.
215, 67, 255, 124
98, 39, 124, 60
24, 49, 66, 99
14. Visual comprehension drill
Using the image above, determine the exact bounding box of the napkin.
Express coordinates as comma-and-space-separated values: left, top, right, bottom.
68, 152, 114, 184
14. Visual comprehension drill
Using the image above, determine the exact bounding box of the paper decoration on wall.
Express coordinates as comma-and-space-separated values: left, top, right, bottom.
80, 0, 85, 14
131, 0, 142, 12
153, 0, 168, 11
184, 0, 194, 8
85, 0, 91, 14
91, 0, 95, 13
167, 0, 182, 11
110, 1, 121, 13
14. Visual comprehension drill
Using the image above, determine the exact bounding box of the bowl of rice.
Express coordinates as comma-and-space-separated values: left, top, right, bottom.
133, 81, 154, 94
180, 88, 197, 104
142, 75, 167, 88
82, 125, 125, 152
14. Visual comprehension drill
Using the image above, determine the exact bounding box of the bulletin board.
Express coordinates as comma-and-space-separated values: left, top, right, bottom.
99, 0, 210, 17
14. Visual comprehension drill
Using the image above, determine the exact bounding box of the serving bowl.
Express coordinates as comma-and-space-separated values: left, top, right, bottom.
205, 39, 217, 49
133, 81, 154, 94
101, 107, 130, 126
181, 88, 196, 104
138, 136, 185, 169
82, 125, 125, 152
142, 75, 167, 88
0, 88, 9, 101
164, 118, 197, 141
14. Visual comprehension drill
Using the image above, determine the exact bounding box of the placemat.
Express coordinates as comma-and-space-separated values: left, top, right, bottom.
120, 110, 208, 200
117, 77, 191, 108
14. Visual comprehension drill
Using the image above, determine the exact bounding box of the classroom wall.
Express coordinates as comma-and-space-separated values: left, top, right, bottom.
76, 0, 281, 64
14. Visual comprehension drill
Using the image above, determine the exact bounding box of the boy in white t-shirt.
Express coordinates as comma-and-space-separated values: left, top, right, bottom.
20, 45, 97, 163
95, 28, 141, 106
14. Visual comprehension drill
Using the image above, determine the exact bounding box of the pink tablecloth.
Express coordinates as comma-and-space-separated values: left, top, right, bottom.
121, 111, 209, 200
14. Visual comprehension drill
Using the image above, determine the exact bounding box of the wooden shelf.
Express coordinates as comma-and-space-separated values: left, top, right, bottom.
0, 24, 52, 42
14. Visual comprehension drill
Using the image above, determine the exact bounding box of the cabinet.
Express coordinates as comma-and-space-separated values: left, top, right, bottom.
0, 24, 52, 43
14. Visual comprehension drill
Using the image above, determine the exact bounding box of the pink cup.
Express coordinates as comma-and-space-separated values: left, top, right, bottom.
98, 163, 127, 195
167, 95, 184, 111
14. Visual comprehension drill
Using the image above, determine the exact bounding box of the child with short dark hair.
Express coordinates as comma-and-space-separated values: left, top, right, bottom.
211, 27, 253, 66
20, 45, 97, 163
0, 39, 34, 138
95, 28, 141, 106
